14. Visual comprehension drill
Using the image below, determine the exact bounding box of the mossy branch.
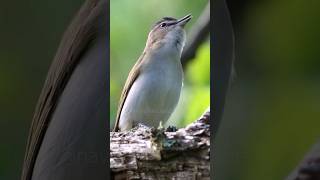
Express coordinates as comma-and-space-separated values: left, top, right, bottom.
110, 108, 211, 180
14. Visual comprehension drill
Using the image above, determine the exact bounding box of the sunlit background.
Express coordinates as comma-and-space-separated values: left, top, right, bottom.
110, 0, 210, 128
216, 0, 320, 179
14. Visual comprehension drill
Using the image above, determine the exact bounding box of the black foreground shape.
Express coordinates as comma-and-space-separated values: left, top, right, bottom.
21, 0, 108, 180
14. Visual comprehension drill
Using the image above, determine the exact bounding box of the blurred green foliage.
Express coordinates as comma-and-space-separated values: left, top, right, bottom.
110, 0, 210, 127
216, 0, 320, 180
183, 43, 210, 125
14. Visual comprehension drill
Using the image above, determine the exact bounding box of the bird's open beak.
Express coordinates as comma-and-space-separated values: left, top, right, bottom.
176, 14, 192, 27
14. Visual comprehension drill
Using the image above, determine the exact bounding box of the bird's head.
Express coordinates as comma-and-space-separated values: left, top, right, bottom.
145, 14, 192, 53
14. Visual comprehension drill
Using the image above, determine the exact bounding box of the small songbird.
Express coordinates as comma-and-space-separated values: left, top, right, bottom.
113, 14, 192, 132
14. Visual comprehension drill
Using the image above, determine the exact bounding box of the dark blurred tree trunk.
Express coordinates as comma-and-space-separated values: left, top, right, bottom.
226, 0, 256, 30
212, 0, 234, 136
181, 1, 210, 69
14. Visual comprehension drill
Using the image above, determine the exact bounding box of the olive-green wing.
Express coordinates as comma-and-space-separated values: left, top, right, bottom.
113, 52, 145, 132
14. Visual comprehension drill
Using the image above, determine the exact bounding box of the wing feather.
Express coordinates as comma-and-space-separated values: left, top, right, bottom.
113, 52, 145, 131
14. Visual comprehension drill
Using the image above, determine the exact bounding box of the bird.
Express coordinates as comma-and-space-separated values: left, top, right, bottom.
113, 14, 192, 132
21, 0, 108, 180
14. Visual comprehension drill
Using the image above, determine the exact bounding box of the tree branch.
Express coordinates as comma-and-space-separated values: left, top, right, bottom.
181, 1, 210, 68
110, 108, 211, 179
286, 139, 320, 180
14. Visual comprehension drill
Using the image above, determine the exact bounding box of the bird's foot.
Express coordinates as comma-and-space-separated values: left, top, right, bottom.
166, 126, 178, 132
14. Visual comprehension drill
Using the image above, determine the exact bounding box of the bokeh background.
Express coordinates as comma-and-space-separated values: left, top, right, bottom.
216, 0, 320, 179
1, 0, 319, 179
0, 0, 210, 179
0, 1, 83, 179
110, 0, 210, 128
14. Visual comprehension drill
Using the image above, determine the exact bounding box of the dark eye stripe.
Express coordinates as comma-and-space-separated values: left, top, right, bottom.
152, 16, 177, 29
159, 21, 177, 28
167, 21, 177, 26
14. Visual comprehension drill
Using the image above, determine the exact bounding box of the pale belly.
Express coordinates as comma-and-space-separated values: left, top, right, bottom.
119, 61, 183, 131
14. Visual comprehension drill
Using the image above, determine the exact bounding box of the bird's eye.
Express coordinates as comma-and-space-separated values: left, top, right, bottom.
160, 23, 167, 27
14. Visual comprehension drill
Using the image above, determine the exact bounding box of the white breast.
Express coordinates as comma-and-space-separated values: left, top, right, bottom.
119, 48, 183, 131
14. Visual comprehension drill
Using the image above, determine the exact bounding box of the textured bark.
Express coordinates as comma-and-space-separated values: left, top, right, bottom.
287, 139, 320, 180
110, 108, 210, 180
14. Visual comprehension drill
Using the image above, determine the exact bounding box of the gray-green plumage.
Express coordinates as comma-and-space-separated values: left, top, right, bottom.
113, 15, 191, 132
